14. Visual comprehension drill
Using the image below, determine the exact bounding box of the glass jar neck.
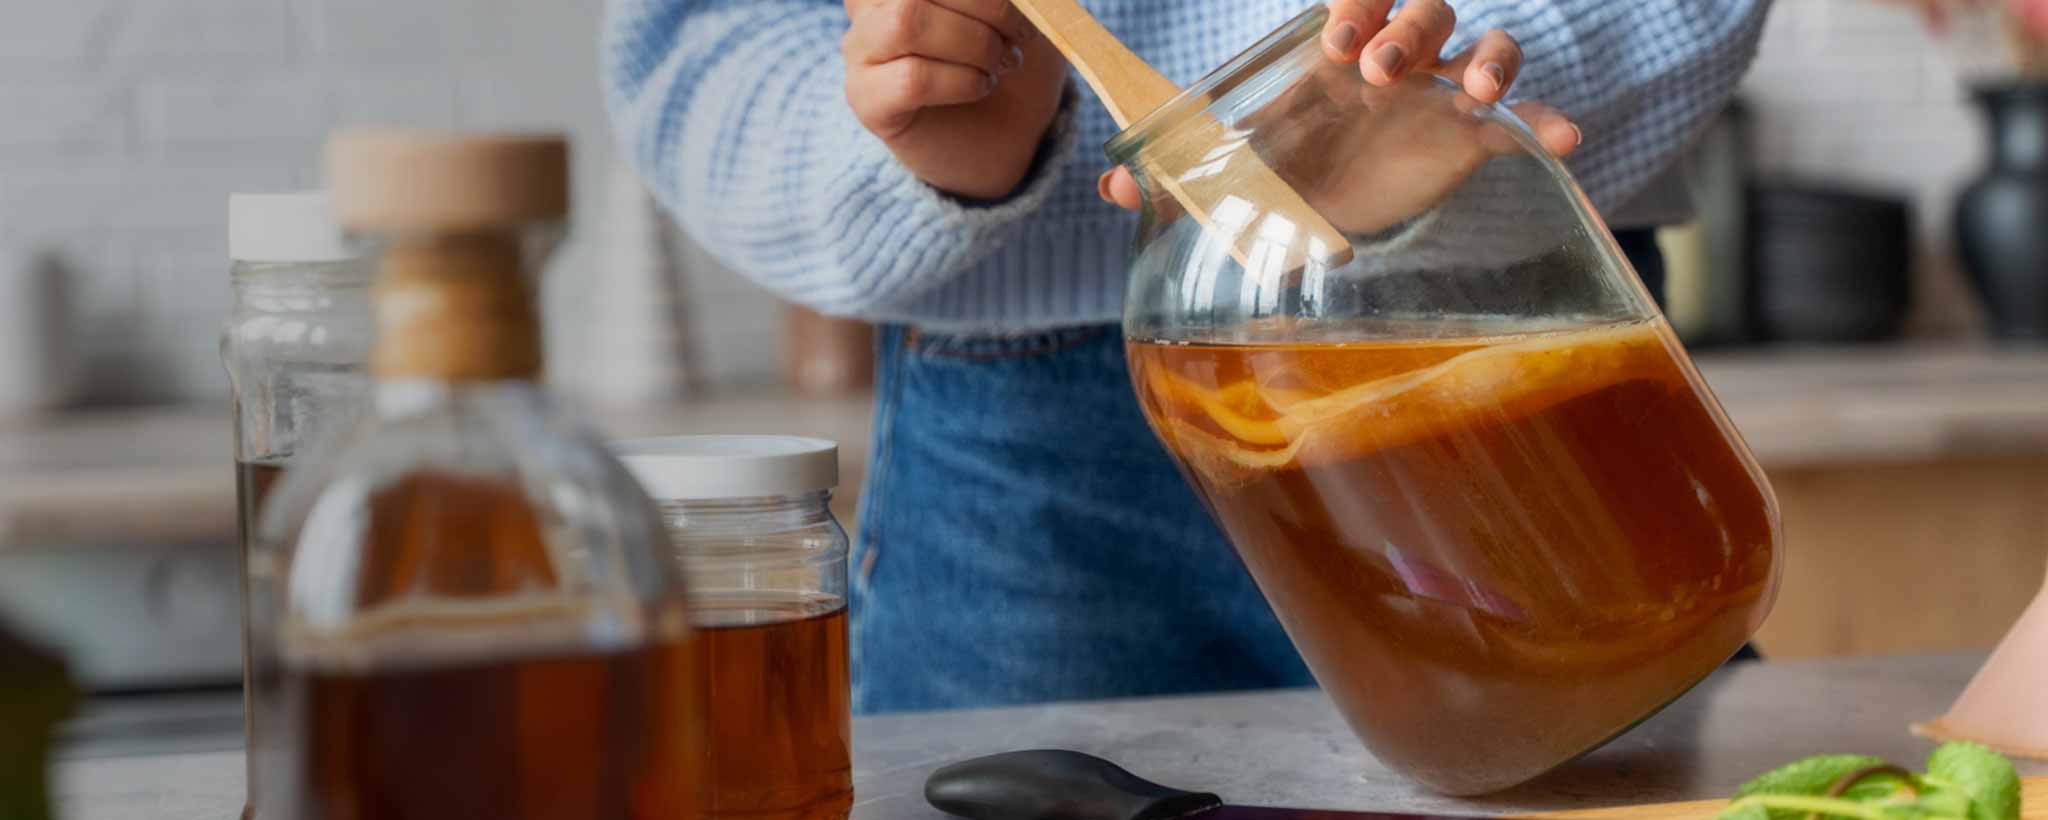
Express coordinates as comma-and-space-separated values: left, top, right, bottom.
361, 226, 559, 383
368, 378, 547, 418
230, 259, 374, 313
657, 493, 836, 536
1104, 5, 1326, 169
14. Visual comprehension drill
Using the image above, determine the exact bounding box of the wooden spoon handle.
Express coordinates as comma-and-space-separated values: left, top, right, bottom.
1008, 0, 1179, 128
1012, 0, 1355, 271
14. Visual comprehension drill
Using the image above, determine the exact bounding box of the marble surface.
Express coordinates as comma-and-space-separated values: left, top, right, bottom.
55, 654, 2048, 819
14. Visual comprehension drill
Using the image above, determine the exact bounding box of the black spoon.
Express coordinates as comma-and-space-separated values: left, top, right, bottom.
925, 749, 1491, 820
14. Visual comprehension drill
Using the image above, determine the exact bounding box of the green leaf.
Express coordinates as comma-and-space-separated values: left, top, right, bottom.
1874, 805, 1969, 819
1926, 742, 2021, 820
1907, 787, 1977, 818
1837, 769, 1919, 804
1739, 754, 1892, 797
1738, 754, 1894, 818
1716, 801, 1773, 820
1724, 794, 1908, 819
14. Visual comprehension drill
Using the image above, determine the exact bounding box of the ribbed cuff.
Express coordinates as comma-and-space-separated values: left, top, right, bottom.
807, 80, 1083, 311
945, 83, 1083, 211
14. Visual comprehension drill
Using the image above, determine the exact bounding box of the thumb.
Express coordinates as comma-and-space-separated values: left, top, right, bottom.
1097, 167, 1144, 211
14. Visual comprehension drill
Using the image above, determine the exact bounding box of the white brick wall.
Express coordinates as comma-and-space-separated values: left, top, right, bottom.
0, 0, 787, 405
0, 0, 1998, 404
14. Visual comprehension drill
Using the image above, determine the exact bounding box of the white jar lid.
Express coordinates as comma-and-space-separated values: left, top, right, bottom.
616, 435, 839, 500
228, 192, 352, 263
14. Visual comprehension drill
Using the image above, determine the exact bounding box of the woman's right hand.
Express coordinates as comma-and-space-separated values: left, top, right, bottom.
843, 0, 1069, 200
1096, 0, 1581, 213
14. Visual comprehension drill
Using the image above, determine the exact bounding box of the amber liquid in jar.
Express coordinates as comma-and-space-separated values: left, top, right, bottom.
288, 640, 696, 820
274, 471, 700, 820
693, 595, 852, 820
1128, 319, 1778, 794
236, 460, 286, 820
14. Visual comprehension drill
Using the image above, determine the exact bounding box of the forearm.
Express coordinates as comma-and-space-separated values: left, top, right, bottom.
602, 0, 1076, 316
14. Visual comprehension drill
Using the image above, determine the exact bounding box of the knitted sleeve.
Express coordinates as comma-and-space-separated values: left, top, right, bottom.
601, 0, 1078, 316
1446, 0, 1772, 215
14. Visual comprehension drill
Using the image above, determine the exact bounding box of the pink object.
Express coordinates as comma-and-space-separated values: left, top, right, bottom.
2013, 0, 2048, 36
1912, 565, 2048, 760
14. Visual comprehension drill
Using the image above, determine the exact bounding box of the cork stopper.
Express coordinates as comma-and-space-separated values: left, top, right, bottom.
327, 131, 568, 234
369, 234, 543, 381
327, 130, 565, 382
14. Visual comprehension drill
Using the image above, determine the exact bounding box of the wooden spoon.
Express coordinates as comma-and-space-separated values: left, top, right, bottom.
1011, 0, 1355, 272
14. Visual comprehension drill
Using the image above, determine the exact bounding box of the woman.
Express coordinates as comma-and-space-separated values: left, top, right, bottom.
604, 0, 1771, 713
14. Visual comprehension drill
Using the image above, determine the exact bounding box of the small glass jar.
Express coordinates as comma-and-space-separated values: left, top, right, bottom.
218, 191, 370, 820
618, 435, 854, 820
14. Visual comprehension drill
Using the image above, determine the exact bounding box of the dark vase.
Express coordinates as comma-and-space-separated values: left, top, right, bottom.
1956, 82, 2048, 341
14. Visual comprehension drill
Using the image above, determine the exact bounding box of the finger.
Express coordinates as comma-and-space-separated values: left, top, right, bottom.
846, 0, 1011, 75
929, 0, 1033, 43
1436, 29, 1521, 103
1361, 0, 1455, 85
847, 57, 997, 136
1097, 167, 1142, 211
1321, 0, 1395, 63
1509, 101, 1581, 157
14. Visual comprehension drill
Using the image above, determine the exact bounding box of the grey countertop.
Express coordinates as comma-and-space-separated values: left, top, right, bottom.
54, 654, 2048, 819
6, 345, 2048, 547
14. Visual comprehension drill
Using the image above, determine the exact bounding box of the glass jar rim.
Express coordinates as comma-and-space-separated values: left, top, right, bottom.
1103, 7, 1550, 169
657, 490, 835, 511
230, 257, 376, 287
1104, 5, 1330, 164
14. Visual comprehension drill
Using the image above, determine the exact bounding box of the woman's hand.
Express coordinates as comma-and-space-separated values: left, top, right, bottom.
844, 0, 1069, 200
1097, 0, 1582, 210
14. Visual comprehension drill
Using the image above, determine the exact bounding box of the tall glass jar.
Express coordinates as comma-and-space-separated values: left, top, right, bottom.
1113, 7, 1780, 795
219, 191, 370, 820
249, 132, 698, 820
617, 436, 853, 820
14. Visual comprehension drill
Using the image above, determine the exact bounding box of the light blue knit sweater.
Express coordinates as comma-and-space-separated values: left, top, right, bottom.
603, 0, 1771, 332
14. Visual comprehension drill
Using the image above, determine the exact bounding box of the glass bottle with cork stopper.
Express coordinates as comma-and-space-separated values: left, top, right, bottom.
247, 131, 700, 820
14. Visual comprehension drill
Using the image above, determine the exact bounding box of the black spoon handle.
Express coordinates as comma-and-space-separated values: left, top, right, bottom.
925, 749, 1225, 820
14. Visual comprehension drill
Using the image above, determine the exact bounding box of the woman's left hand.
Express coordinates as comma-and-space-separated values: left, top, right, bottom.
1097, 0, 1582, 210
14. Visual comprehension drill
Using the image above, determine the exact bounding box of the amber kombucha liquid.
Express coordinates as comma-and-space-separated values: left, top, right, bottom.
1127, 319, 1779, 795
282, 638, 696, 820
267, 471, 701, 820
692, 595, 852, 820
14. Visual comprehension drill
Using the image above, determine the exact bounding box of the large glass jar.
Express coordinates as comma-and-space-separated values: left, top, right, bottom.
617, 435, 853, 820
1113, 8, 1782, 795
219, 191, 371, 820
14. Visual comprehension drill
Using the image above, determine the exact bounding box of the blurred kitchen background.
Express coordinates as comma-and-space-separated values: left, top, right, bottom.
1, 0, 2045, 756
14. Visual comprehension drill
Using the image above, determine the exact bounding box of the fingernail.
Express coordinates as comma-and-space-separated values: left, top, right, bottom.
1481, 62, 1505, 91
1370, 42, 1406, 79
1325, 22, 1359, 55
1569, 122, 1584, 146
1001, 45, 1023, 73
983, 72, 998, 95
